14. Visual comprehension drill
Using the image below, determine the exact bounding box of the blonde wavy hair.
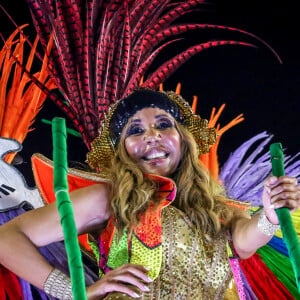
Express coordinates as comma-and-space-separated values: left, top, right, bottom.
108, 121, 234, 240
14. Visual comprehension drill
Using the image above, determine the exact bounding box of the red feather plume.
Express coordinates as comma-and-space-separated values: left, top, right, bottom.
24, 0, 280, 148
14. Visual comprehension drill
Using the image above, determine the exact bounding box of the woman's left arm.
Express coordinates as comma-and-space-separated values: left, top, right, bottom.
231, 176, 300, 259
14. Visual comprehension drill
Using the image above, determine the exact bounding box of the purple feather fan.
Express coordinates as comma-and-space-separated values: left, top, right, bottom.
219, 131, 300, 206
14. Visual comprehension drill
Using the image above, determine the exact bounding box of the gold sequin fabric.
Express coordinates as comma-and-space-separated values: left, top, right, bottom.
104, 206, 234, 300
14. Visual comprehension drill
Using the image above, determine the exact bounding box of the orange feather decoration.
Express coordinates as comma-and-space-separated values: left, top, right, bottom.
0, 26, 56, 163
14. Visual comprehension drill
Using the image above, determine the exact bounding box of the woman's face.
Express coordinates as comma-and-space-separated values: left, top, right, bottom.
124, 107, 182, 177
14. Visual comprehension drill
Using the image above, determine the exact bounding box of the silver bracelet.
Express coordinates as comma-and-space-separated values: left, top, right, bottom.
44, 268, 73, 300
257, 210, 280, 236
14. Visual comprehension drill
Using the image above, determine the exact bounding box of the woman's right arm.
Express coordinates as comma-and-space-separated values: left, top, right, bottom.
0, 183, 151, 299
0, 183, 111, 290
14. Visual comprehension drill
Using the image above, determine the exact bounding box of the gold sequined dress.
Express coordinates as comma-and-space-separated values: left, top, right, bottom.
104, 205, 238, 300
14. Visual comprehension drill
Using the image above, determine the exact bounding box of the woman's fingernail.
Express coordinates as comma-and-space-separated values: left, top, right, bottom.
269, 204, 275, 209
142, 285, 150, 292
146, 276, 153, 282
132, 292, 141, 298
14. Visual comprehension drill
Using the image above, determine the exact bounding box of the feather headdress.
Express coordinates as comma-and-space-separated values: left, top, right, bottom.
25, 0, 279, 148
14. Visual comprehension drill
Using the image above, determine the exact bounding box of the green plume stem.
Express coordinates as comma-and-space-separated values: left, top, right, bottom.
52, 117, 87, 300
270, 143, 300, 293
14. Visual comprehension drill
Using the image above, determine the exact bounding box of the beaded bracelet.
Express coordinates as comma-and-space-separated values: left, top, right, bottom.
44, 268, 73, 300
257, 210, 280, 236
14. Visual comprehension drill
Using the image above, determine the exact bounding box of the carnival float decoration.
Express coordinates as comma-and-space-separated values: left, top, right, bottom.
0, 0, 299, 299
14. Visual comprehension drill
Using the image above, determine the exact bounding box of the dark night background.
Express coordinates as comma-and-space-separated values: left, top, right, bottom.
1, 1, 299, 186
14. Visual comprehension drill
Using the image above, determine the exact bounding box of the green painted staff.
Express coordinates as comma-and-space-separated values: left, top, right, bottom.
270, 143, 300, 293
52, 117, 87, 300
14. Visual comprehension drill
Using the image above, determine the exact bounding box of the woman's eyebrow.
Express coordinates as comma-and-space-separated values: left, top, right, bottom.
130, 118, 141, 123
155, 114, 171, 119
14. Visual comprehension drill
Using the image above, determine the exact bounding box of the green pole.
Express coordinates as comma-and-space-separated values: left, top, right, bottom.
270, 143, 300, 293
52, 117, 87, 300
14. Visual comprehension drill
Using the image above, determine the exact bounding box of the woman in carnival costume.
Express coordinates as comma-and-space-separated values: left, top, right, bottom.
0, 88, 299, 299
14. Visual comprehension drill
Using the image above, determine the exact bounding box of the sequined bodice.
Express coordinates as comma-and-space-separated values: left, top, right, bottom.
105, 205, 235, 299
145, 205, 233, 299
